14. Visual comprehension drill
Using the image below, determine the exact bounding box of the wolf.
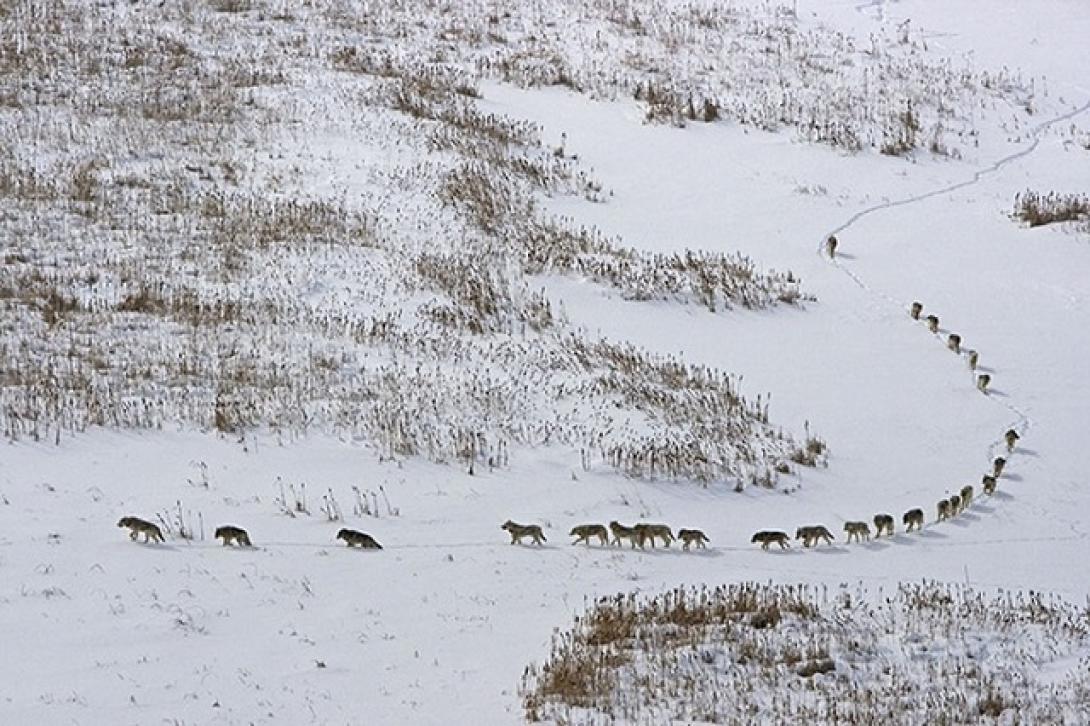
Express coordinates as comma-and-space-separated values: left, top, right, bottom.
117, 516, 164, 544
937, 499, 951, 521
677, 529, 709, 550
873, 514, 895, 537
1004, 429, 1020, 452
982, 475, 997, 495
903, 508, 924, 532
609, 521, 641, 549
569, 524, 609, 547
795, 525, 834, 547
751, 530, 790, 550
336, 528, 382, 549
502, 520, 546, 546
825, 235, 838, 258
910, 302, 923, 320
977, 374, 991, 393
993, 456, 1007, 478
926, 315, 940, 333
843, 521, 871, 543
967, 350, 979, 371
214, 525, 252, 547
634, 523, 674, 549
947, 333, 961, 354
948, 494, 961, 516
959, 485, 974, 511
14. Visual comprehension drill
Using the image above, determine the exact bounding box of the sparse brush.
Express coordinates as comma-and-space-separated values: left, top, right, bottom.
156, 500, 202, 540
522, 582, 1090, 723
0, 0, 827, 492
320, 488, 343, 522
1013, 190, 1090, 228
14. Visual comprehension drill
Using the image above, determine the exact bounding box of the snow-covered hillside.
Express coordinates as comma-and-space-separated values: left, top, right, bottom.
2, 0, 1089, 723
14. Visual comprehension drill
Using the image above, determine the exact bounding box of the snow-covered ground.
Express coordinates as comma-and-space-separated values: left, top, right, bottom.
3, 1, 1089, 724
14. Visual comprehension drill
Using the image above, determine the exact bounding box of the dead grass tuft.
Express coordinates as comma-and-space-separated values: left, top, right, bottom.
1013, 190, 1090, 228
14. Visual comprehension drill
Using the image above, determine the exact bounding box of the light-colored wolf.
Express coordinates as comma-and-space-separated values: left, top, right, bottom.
117, 516, 164, 544
677, 529, 709, 551
569, 524, 609, 547
502, 520, 546, 546
634, 523, 674, 549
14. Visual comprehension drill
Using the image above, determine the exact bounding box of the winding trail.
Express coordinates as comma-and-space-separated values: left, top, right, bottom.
818, 95, 1090, 518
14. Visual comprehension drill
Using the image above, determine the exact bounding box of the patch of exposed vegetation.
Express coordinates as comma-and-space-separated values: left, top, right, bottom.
1013, 190, 1090, 229
522, 582, 1090, 724
0, 0, 819, 490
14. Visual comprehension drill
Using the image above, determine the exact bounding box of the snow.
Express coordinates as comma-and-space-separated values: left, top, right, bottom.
3, 1, 1090, 724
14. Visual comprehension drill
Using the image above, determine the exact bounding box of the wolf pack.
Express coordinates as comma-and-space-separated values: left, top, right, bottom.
117, 426, 1020, 555
495, 277, 1025, 554
117, 277, 1022, 556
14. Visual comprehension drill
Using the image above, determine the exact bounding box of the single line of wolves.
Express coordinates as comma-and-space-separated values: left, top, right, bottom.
911, 301, 1000, 383
752, 429, 1014, 549
563, 522, 708, 550
506, 520, 709, 551
121, 428, 1019, 553
117, 518, 382, 549
753, 475, 1001, 550
823, 255, 1021, 548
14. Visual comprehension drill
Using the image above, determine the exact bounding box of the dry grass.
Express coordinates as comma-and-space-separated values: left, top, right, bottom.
1013, 190, 1090, 229
11, 0, 993, 493
522, 582, 1090, 724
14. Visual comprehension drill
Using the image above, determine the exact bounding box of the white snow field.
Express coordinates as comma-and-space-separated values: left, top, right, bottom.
2, 0, 1090, 724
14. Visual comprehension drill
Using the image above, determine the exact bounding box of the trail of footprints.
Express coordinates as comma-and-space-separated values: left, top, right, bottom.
113, 240, 1023, 556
